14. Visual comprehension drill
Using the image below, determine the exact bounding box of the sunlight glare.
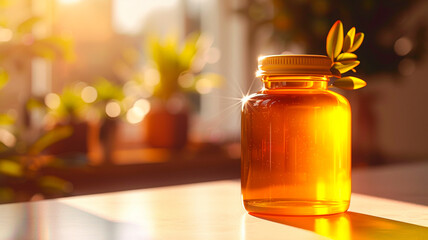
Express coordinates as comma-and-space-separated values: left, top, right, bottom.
241, 95, 252, 105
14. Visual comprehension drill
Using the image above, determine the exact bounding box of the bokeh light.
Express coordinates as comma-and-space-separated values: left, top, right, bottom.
195, 78, 213, 94
394, 37, 413, 56
44, 93, 61, 109
178, 73, 195, 88
126, 107, 145, 124
0, 28, 13, 42
0, 129, 16, 147
81, 86, 98, 103
143, 68, 161, 87
133, 99, 151, 115
105, 101, 121, 118
123, 81, 140, 97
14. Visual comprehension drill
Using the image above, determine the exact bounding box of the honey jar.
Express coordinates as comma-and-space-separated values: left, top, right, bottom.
241, 54, 351, 215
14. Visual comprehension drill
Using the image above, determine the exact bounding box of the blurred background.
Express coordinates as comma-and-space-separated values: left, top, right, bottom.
0, 0, 427, 203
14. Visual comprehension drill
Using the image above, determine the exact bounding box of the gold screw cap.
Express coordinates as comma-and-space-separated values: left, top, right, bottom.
257, 54, 333, 76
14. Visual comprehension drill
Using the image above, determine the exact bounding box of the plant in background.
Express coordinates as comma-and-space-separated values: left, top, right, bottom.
0, 125, 74, 203
91, 78, 126, 120
145, 32, 223, 100
120, 32, 224, 148
42, 85, 90, 126
326, 20, 366, 90
0, 2, 77, 203
0, 82, 73, 203
0, 11, 74, 82
39, 78, 127, 125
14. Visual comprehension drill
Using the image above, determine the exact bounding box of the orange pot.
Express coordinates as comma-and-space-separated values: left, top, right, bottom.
143, 104, 188, 149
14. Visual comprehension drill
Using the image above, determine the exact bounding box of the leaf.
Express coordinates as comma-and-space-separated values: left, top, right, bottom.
38, 175, 73, 194
336, 53, 357, 61
28, 126, 73, 155
17, 16, 42, 34
326, 20, 344, 61
0, 68, 8, 90
0, 160, 22, 177
180, 33, 199, 70
33, 36, 75, 62
31, 43, 56, 60
26, 98, 44, 110
348, 33, 364, 53
330, 67, 341, 78
332, 60, 360, 74
333, 76, 367, 90
0, 114, 14, 125
343, 27, 355, 52
93, 78, 124, 101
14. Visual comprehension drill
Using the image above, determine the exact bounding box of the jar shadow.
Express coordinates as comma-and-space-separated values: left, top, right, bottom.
248, 211, 428, 240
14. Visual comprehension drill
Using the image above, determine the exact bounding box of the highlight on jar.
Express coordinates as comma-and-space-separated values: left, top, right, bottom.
241, 20, 366, 216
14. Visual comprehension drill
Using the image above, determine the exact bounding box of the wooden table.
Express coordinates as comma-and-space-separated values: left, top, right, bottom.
0, 162, 427, 239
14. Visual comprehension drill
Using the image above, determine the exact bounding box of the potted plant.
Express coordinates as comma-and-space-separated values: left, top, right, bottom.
0, 96, 73, 203
136, 33, 222, 148
91, 78, 126, 164
40, 84, 94, 157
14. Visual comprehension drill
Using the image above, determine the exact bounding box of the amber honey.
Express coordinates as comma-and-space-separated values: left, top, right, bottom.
241, 55, 351, 215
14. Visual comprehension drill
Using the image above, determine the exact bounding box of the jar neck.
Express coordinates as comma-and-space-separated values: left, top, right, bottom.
261, 75, 329, 91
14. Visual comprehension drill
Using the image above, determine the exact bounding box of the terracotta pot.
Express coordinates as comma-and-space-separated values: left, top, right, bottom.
99, 118, 119, 164
46, 121, 90, 155
143, 102, 189, 149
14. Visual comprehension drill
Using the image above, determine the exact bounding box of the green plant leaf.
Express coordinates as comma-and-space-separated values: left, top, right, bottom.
93, 78, 124, 101
332, 60, 360, 74
326, 20, 344, 61
336, 53, 357, 61
0, 159, 22, 177
0, 114, 14, 125
33, 36, 75, 62
0, 68, 8, 90
26, 98, 44, 111
343, 27, 355, 52
28, 126, 73, 155
53, 87, 87, 119
180, 33, 199, 70
38, 175, 73, 194
333, 76, 367, 90
17, 16, 42, 34
348, 33, 364, 53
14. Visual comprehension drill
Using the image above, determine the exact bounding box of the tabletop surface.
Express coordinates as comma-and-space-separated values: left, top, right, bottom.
0, 162, 427, 240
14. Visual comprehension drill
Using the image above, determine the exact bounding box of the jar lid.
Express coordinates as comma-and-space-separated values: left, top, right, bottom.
257, 54, 333, 76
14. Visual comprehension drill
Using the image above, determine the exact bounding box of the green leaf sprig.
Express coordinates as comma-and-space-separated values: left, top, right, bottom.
326, 20, 366, 90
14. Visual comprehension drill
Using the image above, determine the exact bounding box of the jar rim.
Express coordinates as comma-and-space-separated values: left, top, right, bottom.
257, 54, 334, 77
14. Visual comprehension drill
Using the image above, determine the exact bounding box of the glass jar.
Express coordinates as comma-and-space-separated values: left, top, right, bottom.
241, 55, 351, 215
